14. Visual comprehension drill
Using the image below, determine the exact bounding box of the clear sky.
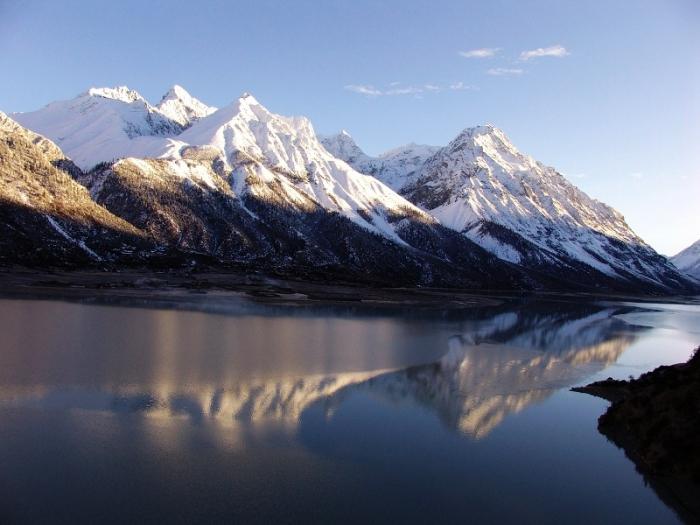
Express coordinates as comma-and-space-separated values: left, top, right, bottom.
1, 0, 698, 255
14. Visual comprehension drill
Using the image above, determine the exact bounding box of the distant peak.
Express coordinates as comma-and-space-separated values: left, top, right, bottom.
451, 124, 513, 148
161, 84, 192, 101
156, 85, 216, 126
239, 92, 259, 103
319, 130, 358, 145
85, 86, 144, 104
458, 124, 503, 137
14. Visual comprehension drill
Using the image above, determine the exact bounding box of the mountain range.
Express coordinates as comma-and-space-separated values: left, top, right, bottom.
2, 85, 696, 294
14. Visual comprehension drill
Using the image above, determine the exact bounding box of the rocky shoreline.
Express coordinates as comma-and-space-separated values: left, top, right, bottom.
574, 348, 700, 523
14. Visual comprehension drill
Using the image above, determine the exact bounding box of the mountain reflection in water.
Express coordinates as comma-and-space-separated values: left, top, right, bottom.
0, 301, 639, 439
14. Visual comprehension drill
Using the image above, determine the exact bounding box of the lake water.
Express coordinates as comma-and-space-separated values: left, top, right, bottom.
0, 293, 698, 524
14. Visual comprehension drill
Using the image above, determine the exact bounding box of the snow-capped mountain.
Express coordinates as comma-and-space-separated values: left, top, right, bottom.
9, 89, 521, 286
12, 86, 184, 170
671, 239, 700, 280
321, 131, 439, 191
3, 85, 695, 293
174, 93, 438, 241
14, 87, 434, 243
156, 85, 216, 127
329, 125, 687, 290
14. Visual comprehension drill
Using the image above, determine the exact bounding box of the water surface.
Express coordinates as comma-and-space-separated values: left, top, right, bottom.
0, 294, 697, 523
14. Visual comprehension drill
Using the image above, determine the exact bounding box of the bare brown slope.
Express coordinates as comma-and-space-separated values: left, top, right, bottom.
0, 112, 149, 266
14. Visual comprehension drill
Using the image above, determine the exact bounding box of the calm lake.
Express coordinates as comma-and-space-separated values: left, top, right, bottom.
0, 293, 698, 524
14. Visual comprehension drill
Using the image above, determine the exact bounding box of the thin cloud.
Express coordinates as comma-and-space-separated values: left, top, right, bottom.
519, 45, 569, 61
344, 84, 382, 96
629, 172, 644, 179
345, 82, 476, 97
449, 81, 476, 90
385, 86, 424, 96
459, 47, 500, 59
487, 68, 523, 76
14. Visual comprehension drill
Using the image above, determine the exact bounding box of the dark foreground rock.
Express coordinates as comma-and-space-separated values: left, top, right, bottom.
573, 348, 700, 523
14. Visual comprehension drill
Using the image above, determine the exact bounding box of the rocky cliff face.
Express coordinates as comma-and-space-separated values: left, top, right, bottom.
0, 112, 152, 266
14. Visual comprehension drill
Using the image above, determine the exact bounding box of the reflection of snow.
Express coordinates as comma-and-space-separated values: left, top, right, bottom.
345, 335, 632, 440
0, 305, 638, 439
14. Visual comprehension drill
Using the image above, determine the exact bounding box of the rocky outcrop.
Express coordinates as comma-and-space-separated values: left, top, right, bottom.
574, 348, 700, 523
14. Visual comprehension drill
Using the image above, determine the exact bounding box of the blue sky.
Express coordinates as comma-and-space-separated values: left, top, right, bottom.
1, 0, 698, 255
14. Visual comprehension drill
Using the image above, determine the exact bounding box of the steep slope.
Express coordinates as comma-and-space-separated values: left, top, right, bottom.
12, 86, 184, 170
0, 112, 150, 266
670, 239, 700, 280
156, 85, 217, 127
332, 125, 690, 292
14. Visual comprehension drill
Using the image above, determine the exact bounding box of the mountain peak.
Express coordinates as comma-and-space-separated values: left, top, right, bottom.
160, 84, 192, 102
448, 124, 523, 163
85, 86, 145, 104
238, 92, 260, 105
454, 124, 508, 142
156, 85, 216, 126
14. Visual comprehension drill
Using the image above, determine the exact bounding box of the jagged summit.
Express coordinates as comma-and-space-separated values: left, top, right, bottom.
160, 84, 189, 100
156, 84, 216, 127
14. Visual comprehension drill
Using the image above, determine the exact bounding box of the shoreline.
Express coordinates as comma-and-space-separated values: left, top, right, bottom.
573, 350, 700, 524
0, 267, 698, 311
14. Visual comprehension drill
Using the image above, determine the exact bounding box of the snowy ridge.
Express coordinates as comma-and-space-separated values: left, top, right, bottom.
671, 239, 700, 280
